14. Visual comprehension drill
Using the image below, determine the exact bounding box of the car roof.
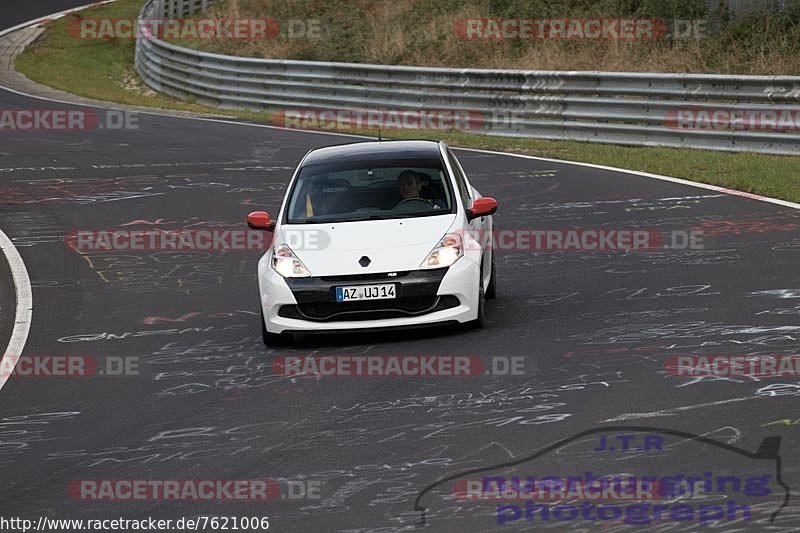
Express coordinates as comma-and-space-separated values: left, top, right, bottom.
302, 140, 444, 165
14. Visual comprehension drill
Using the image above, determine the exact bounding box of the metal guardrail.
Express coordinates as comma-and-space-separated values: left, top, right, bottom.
135, 0, 800, 155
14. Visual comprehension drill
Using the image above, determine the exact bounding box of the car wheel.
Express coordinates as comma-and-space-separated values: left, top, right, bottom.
261, 307, 292, 346
486, 252, 496, 300
468, 266, 486, 329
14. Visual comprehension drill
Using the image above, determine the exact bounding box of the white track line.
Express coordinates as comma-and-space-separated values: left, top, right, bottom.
0, 229, 31, 392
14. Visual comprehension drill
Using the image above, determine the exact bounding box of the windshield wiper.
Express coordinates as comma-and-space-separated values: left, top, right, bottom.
288, 215, 382, 224
289, 217, 338, 224
340, 215, 389, 222
291, 212, 448, 224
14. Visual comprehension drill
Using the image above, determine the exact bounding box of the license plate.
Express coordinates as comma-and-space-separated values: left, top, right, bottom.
336, 284, 396, 302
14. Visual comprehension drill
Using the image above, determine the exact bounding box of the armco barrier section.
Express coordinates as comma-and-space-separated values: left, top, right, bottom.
135, 0, 800, 154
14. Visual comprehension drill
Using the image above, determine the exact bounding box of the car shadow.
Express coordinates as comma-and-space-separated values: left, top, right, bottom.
289, 322, 469, 347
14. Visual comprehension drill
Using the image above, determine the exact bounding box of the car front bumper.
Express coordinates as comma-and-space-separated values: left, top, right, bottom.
258, 255, 480, 333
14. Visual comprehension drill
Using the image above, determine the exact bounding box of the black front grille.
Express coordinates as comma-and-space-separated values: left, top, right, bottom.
279, 295, 460, 322
320, 271, 410, 282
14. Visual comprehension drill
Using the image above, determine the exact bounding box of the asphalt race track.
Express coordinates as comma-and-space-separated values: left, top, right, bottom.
1, 3, 800, 532
2, 1, 97, 30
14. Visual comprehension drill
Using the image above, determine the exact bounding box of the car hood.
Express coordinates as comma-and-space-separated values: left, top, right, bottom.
277, 215, 457, 276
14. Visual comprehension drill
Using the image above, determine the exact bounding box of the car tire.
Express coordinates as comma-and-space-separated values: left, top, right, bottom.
261, 307, 292, 346
486, 252, 496, 300
468, 266, 486, 330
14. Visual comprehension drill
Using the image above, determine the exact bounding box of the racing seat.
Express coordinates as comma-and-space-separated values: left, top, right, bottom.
417, 172, 446, 207
314, 179, 354, 216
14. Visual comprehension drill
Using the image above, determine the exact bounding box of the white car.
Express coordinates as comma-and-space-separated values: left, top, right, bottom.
247, 140, 497, 345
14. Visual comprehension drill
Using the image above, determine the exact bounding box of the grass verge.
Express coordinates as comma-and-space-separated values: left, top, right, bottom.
13, 0, 265, 118
13, 0, 800, 204
192, 0, 800, 75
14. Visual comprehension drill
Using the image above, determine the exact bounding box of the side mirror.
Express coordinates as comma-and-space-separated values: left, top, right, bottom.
467, 197, 498, 221
247, 211, 275, 230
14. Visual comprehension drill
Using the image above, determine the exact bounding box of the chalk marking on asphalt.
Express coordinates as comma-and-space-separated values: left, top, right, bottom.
0, 228, 32, 392
602, 395, 760, 422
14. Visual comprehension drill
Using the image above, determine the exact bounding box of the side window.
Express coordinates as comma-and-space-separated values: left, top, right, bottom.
446, 148, 471, 208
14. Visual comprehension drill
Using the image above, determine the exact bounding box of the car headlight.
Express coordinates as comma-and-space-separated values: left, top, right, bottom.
420, 232, 463, 269
271, 244, 311, 278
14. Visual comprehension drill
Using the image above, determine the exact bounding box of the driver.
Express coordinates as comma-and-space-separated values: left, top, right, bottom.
397, 170, 442, 209
398, 170, 424, 200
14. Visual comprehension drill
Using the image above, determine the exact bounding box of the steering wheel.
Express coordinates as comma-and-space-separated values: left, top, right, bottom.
395, 198, 432, 209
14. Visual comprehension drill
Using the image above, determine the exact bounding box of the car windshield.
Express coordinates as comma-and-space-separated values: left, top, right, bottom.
285, 155, 454, 224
